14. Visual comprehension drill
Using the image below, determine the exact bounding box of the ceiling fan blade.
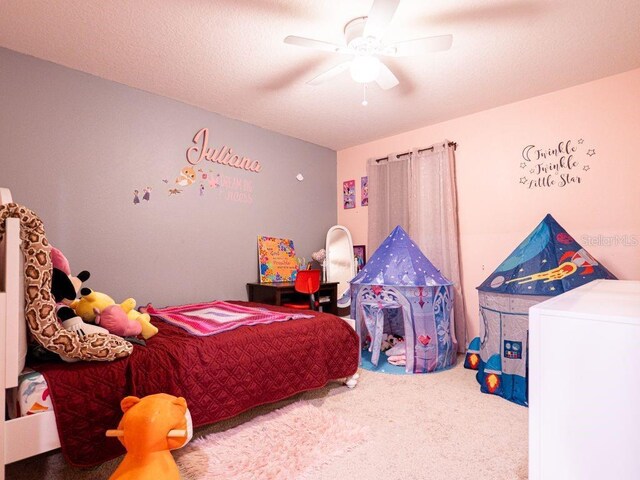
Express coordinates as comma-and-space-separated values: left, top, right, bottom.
375, 62, 399, 90
307, 61, 352, 85
382, 34, 453, 57
284, 35, 349, 54
363, 0, 400, 39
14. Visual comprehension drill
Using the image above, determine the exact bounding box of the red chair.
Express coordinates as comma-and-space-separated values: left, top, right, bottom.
283, 269, 321, 311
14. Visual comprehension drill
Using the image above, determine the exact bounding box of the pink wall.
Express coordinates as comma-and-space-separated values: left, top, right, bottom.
337, 68, 640, 339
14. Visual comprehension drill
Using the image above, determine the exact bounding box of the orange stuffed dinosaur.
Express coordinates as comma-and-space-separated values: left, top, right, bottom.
107, 393, 193, 480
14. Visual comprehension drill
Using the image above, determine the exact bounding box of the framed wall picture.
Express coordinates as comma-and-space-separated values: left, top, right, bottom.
353, 245, 366, 272
343, 179, 356, 209
361, 176, 368, 206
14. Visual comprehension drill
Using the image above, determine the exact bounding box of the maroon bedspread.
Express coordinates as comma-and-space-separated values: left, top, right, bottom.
32, 302, 359, 467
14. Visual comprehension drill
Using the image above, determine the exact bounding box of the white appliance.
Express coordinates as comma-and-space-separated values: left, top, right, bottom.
529, 280, 640, 480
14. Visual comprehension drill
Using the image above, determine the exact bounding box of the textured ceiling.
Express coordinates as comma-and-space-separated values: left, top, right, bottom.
1, 0, 639, 150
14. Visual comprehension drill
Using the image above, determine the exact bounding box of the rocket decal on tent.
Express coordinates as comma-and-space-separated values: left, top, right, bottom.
464, 337, 481, 370
483, 354, 502, 395
505, 261, 577, 285
559, 249, 599, 275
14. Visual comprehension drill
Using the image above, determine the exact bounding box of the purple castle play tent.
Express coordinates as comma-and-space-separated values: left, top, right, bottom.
350, 226, 457, 373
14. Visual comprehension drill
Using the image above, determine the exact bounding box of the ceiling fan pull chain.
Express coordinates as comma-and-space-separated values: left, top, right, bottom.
362, 84, 368, 106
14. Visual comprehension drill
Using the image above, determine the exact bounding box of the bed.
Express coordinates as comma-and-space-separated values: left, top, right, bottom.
0, 188, 360, 477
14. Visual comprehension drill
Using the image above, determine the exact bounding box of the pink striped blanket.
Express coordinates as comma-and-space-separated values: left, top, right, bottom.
141, 301, 313, 336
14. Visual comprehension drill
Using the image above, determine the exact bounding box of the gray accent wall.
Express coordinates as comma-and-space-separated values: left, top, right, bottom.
0, 48, 337, 306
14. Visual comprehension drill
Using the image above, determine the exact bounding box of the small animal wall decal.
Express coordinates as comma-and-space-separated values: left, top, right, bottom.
175, 166, 197, 187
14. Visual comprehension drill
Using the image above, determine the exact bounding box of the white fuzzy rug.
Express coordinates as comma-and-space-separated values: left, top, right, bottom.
175, 402, 367, 480
6, 360, 528, 480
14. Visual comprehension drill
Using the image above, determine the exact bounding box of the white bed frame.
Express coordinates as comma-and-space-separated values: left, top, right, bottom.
1, 188, 61, 480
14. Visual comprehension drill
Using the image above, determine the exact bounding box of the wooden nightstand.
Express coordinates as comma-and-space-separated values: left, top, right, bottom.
246, 281, 339, 314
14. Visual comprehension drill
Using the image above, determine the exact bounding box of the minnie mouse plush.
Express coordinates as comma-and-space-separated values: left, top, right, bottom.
50, 246, 90, 306
49, 247, 111, 361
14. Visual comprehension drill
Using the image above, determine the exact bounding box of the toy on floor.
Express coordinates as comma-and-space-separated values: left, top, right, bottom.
107, 393, 193, 480
351, 226, 456, 374
470, 213, 618, 406
384, 341, 407, 366
72, 288, 158, 339
380, 333, 403, 352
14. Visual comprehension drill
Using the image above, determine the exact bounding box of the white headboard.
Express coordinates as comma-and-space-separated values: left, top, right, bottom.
0, 188, 27, 387
0, 188, 12, 206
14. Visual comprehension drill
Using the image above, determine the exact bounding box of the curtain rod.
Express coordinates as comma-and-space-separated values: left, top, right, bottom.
374, 141, 457, 163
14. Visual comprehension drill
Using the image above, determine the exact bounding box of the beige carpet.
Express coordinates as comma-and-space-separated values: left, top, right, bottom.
6, 361, 528, 480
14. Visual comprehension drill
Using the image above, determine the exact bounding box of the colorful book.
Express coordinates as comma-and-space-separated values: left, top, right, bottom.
257, 236, 298, 283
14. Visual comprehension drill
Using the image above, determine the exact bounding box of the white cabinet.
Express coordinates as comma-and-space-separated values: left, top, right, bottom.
529, 280, 640, 480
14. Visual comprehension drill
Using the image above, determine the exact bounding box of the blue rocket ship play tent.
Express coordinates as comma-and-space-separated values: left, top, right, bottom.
350, 226, 457, 373
465, 214, 616, 405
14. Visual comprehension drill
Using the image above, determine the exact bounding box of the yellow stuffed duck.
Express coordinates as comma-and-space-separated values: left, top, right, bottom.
107, 394, 192, 480
71, 288, 158, 339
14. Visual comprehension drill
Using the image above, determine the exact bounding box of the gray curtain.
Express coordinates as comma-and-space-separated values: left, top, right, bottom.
367, 153, 410, 251
367, 141, 467, 352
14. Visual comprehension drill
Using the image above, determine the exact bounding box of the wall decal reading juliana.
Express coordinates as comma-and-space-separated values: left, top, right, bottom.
131, 128, 258, 206
186, 127, 262, 173
519, 138, 594, 189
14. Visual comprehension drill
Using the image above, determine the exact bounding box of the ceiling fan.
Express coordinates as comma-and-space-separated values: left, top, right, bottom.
283, 0, 452, 94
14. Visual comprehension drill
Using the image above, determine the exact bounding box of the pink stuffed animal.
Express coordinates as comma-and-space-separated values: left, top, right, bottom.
94, 305, 142, 337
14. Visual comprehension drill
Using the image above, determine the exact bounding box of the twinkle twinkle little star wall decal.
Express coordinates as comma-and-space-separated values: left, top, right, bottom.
518, 138, 595, 189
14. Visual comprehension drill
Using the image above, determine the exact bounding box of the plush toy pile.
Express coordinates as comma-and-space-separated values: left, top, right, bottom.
49, 244, 158, 362
0, 203, 132, 361
0, 202, 157, 362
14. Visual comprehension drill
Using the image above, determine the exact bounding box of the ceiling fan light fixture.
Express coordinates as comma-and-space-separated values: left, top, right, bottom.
283, 0, 452, 93
350, 55, 381, 84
